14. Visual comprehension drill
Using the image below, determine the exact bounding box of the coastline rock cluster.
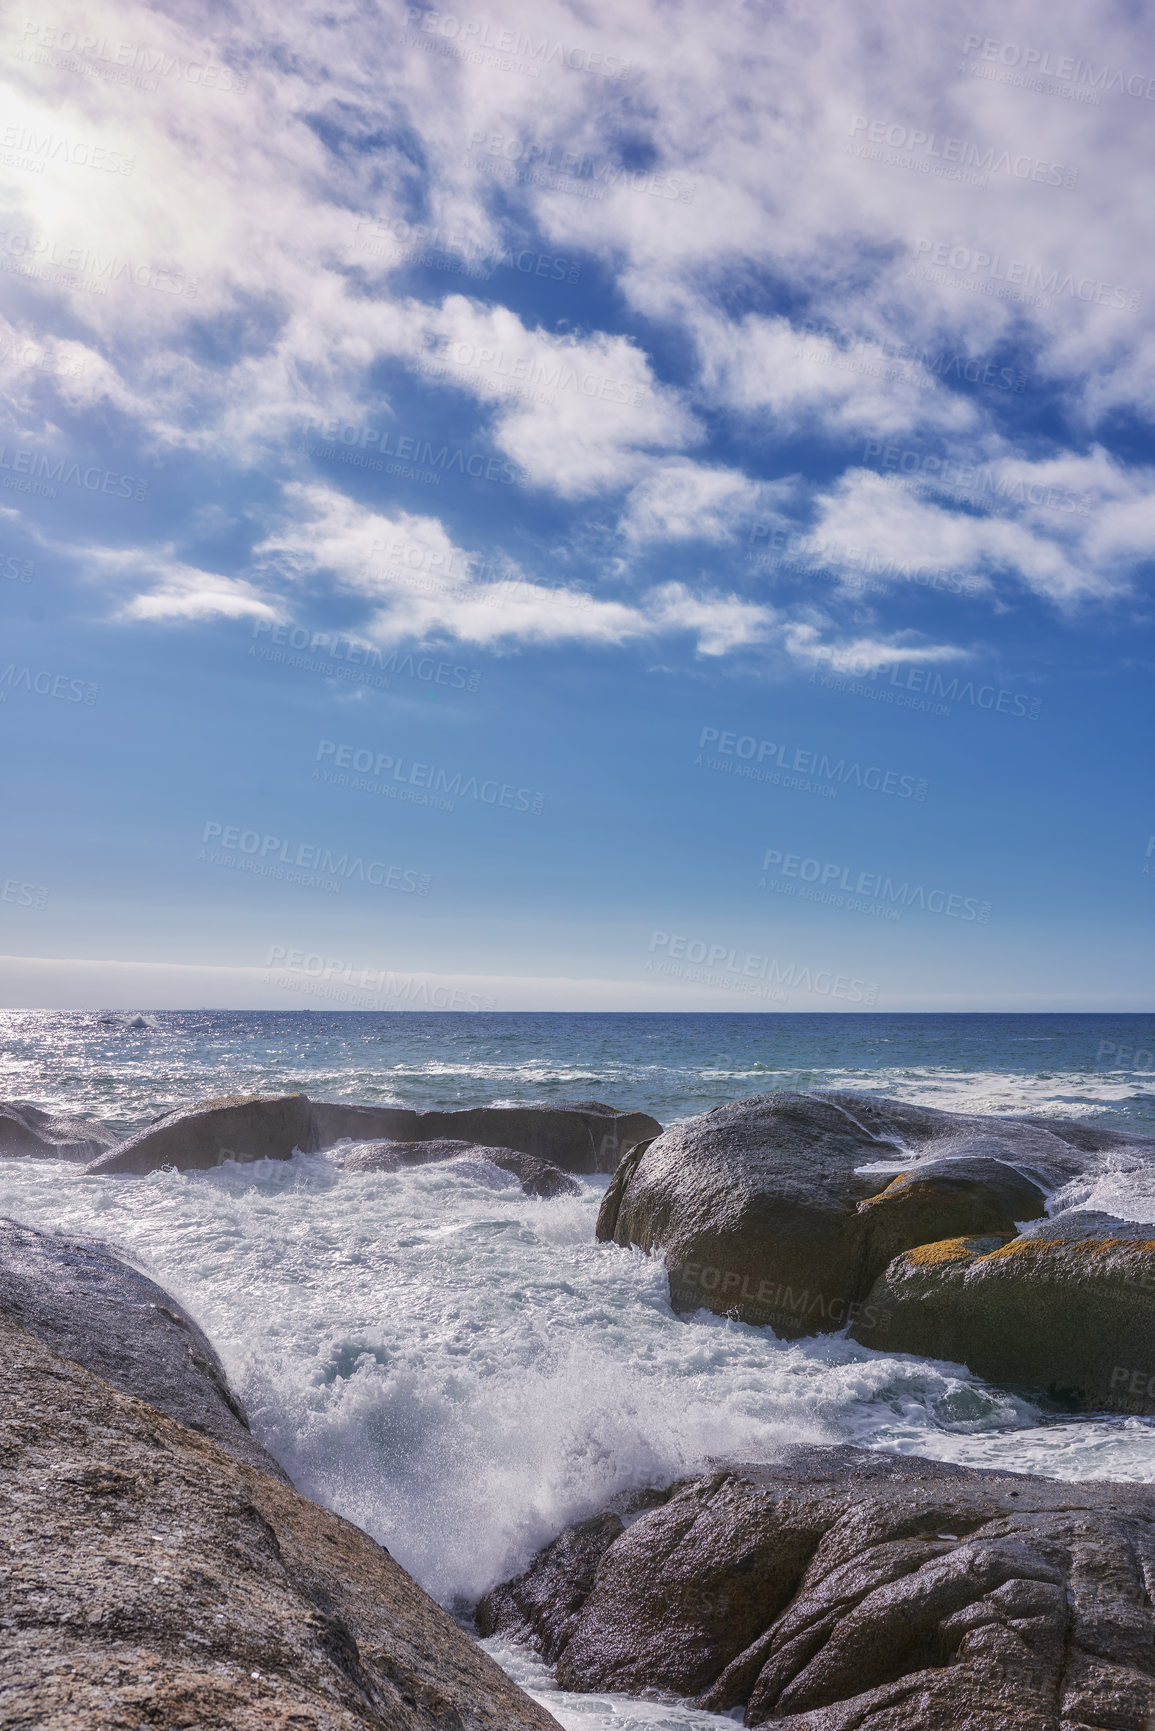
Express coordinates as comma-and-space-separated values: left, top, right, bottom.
6, 1082, 1155, 1728
479, 1447, 1155, 1728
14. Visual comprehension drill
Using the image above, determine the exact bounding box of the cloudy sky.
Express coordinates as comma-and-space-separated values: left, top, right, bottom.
1, 0, 1151, 1009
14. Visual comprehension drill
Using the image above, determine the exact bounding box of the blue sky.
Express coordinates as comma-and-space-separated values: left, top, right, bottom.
0, 0, 1152, 1009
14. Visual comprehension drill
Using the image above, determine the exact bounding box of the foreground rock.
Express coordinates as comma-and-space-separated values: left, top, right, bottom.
598, 1091, 1153, 1338
0, 1099, 115, 1162
0, 1222, 559, 1731
478, 1446, 1155, 1729
0, 1217, 284, 1477
83, 1093, 659, 1176
332, 1139, 581, 1198
852, 1218, 1155, 1413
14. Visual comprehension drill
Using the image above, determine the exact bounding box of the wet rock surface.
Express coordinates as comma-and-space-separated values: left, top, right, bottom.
78, 1093, 659, 1176
0, 1099, 115, 1162
600, 1090, 1154, 1339
330, 1138, 581, 1197
84, 1092, 314, 1175
0, 1217, 282, 1478
0, 1221, 560, 1731
478, 1446, 1155, 1729
853, 1226, 1155, 1414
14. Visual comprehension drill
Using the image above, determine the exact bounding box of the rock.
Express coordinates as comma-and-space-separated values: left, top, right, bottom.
851, 1223, 1155, 1413
330, 1139, 581, 1198
599, 1090, 1151, 1335
478, 1446, 1155, 1729
0, 1099, 116, 1162
0, 1227, 561, 1731
309, 1098, 661, 1174
0, 1217, 283, 1478
84, 1094, 660, 1177
85, 1091, 313, 1175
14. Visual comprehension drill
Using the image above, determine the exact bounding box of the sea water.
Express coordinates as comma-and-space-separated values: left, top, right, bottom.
1, 1009, 1153, 1730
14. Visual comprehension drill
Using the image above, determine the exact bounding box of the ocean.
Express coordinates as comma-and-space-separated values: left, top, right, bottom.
2, 1008, 1154, 1731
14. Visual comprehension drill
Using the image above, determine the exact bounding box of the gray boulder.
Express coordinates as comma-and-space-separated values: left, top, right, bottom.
331, 1138, 581, 1198
599, 1091, 1149, 1335
309, 1097, 660, 1174
0, 1220, 560, 1731
85, 1091, 313, 1174
0, 1098, 116, 1161
0, 1216, 282, 1477
478, 1446, 1155, 1728
84, 1092, 659, 1177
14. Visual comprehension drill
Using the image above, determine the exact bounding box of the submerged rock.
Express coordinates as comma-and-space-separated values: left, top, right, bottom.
598, 1090, 1149, 1336
331, 1138, 581, 1198
82, 1093, 659, 1176
0, 1221, 560, 1731
0, 1099, 116, 1162
851, 1223, 1155, 1413
478, 1446, 1155, 1728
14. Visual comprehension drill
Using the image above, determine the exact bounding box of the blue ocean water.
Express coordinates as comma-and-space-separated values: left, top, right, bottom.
2, 1009, 1154, 1731
2, 1008, 1152, 1133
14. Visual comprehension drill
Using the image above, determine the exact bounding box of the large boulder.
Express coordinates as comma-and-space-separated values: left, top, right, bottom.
0, 1221, 560, 1731
0, 1099, 116, 1162
84, 1093, 660, 1176
331, 1139, 581, 1198
0, 1216, 283, 1478
85, 1091, 314, 1174
308, 1097, 660, 1174
850, 1217, 1155, 1413
597, 1091, 1153, 1335
478, 1446, 1155, 1729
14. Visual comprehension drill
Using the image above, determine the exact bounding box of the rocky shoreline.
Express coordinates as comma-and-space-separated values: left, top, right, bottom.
4, 1084, 1155, 1728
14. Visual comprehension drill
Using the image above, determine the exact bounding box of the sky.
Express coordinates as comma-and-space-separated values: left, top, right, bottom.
0, 0, 1152, 1011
